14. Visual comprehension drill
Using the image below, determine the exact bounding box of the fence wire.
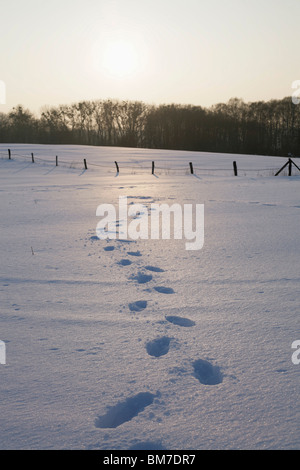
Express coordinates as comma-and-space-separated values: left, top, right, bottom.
1, 149, 298, 177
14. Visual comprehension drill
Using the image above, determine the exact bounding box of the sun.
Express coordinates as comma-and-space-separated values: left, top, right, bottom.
90, 31, 149, 81
102, 40, 139, 79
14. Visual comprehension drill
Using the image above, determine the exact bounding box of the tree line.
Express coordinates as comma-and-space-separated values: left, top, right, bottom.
0, 96, 299, 156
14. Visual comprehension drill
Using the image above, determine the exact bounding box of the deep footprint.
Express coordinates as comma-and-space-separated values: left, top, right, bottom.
144, 266, 165, 273
127, 251, 142, 257
118, 259, 132, 266
193, 359, 223, 385
104, 246, 115, 251
146, 337, 171, 357
165, 315, 195, 327
154, 286, 174, 294
131, 272, 153, 284
128, 300, 147, 312
94, 392, 155, 429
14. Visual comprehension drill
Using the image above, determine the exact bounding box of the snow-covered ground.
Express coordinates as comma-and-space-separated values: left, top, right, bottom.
0, 144, 299, 450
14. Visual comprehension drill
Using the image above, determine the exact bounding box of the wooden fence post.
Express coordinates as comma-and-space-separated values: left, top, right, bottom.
56, 156, 58, 167
31, 153, 34, 163
276, 158, 300, 176
275, 159, 289, 176
291, 159, 300, 173
233, 161, 238, 176
8, 149, 11, 160
189, 162, 194, 174
84, 159, 87, 170
152, 161, 155, 175
115, 161, 119, 173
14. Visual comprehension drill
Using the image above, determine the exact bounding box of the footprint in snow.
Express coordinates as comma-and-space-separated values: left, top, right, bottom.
146, 337, 171, 358
165, 315, 195, 327
118, 259, 132, 266
94, 392, 156, 429
192, 359, 223, 385
153, 286, 174, 294
144, 266, 165, 273
127, 250, 142, 257
128, 300, 148, 312
130, 272, 152, 284
104, 246, 115, 252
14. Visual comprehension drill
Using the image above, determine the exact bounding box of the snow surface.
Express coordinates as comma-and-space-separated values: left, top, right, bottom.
0, 144, 299, 450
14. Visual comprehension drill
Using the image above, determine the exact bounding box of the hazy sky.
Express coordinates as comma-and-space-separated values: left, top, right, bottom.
1, 0, 299, 114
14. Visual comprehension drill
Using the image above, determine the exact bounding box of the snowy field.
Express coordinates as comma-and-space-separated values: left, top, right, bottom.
0, 143, 299, 450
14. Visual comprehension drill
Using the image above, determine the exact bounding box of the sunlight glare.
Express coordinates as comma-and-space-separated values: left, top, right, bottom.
102, 40, 139, 79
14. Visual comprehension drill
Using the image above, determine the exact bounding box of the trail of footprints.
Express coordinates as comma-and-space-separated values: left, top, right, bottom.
92, 199, 224, 433
95, 240, 223, 430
